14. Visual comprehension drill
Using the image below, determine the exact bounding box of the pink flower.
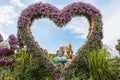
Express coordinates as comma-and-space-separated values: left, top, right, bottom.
54, 76, 60, 80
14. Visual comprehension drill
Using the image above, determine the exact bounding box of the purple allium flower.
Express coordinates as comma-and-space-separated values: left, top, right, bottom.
0, 33, 3, 42
1, 48, 14, 56
8, 34, 18, 45
0, 59, 7, 66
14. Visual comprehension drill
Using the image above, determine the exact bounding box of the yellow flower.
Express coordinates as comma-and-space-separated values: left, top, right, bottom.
4, 76, 13, 80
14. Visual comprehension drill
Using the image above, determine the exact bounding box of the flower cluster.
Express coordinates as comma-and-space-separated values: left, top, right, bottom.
0, 59, 14, 66
0, 34, 18, 50
0, 34, 15, 67
0, 59, 7, 66
17, 2, 100, 27
8, 34, 18, 50
18, 2, 58, 27
8, 34, 18, 45
0, 48, 14, 56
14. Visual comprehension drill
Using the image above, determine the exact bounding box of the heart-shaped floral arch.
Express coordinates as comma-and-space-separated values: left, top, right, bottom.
17, 2, 103, 79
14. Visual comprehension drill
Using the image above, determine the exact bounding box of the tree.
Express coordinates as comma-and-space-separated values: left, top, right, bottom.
116, 39, 120, 56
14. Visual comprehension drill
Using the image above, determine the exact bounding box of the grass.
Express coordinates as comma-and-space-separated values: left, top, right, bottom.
85, 46, 120, 80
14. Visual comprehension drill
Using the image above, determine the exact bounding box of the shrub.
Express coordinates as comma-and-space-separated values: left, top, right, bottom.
71, 72, 87, 80
13, 50, 53, 80
85, 46, 120, 80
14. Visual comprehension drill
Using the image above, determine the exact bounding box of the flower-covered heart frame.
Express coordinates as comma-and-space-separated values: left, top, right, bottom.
17, 2, 103, 79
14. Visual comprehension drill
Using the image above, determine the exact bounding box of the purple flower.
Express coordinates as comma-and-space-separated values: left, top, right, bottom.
8, 34, 18, 45
1, 48, 14, 56
17, 2, 100, 27
0, 34, 3, 42
0, 59, 7, 66
0, 59, 14, 66
0, 50, 2, 56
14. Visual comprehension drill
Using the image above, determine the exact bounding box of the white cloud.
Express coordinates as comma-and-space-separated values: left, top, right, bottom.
101, 1, 120, 45
10, 0, 25, 7
101, 0, 120, 56
0, 24, 8, 40
65, 17, 89, 39
0, 5, 17, 24
0, 5, 18, 40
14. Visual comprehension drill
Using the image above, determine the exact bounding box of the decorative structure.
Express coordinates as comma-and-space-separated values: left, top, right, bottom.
54, 46, 67, 64
54, 42, 73, 65
63, 42, 73, 59
17, 2, 103, 79
43, 49, 48, 56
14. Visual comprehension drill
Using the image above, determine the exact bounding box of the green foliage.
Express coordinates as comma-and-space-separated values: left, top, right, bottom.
71, 72, 87, 80
110, 57, 120, 79
85, 46, 120, 80
48, 53, 55, 61
0, 69, 14, 80
116, 39, 120, 53
0, 47, 120, 80
0, 62, 15, 80
13, 50, 31, 80
13, 50, 53, 80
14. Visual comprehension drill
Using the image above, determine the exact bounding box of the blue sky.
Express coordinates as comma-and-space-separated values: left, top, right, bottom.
0, 0, 120, 56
